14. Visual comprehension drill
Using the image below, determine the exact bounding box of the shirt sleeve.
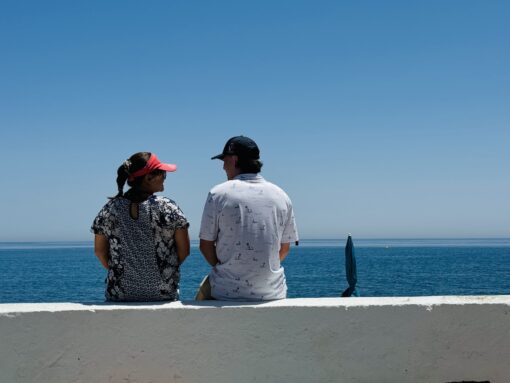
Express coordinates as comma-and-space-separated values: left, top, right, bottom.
162, 199, 189, 230
282, 200, 299, 243
91, 202, 112, 236
199, 192, 219, 241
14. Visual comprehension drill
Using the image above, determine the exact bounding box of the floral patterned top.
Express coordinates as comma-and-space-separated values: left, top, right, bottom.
91, 195, 189, 302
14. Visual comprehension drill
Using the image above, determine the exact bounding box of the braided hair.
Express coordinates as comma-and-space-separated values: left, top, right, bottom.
112, 152, 151, 199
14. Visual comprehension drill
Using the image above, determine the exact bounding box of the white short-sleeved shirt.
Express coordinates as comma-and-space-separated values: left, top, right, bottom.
199, 173, 298, 301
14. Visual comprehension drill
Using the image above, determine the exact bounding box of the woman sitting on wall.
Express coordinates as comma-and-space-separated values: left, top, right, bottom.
91, 152, 190, 302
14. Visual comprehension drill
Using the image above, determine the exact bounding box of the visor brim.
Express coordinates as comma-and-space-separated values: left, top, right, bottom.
156, 163, 177, 172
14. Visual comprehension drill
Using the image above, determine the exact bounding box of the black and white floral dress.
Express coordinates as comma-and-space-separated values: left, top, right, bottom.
91, 195, 189, 302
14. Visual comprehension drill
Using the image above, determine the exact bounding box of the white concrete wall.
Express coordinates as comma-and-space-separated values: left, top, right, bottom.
1, 296, 509, 383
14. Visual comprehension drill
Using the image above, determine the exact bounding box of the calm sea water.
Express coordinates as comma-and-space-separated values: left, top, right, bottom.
1, 239, 509, 303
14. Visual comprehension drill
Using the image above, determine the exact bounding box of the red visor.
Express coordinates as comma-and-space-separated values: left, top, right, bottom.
127, 153, 177, 181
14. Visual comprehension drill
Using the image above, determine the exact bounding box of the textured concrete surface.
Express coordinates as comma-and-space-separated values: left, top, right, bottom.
1, 296, 509, 383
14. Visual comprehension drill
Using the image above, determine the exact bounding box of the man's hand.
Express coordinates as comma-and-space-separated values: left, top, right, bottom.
200, 239, 219, 266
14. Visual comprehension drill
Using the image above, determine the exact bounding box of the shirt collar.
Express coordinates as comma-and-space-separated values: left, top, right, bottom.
234, 173, 264, 182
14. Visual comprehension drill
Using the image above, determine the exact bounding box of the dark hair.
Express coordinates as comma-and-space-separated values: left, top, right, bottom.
236, 158, 263, 174
111, 152, 163, 201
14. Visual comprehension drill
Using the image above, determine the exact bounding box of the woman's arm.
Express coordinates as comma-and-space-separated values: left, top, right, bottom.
199, 239, 218, 266
175, 228, 190, 264
94, 234, 110, 269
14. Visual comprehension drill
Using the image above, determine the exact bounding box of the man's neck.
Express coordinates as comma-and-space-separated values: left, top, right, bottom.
227, 168, 241, 180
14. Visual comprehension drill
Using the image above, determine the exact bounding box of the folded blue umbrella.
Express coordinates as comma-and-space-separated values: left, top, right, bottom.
342, 234, 359, 297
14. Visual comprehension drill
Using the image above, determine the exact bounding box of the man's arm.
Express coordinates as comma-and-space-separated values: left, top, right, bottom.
94, 234, 109, 269
200, 239, 219, 266
279, 242, 291, 261
174, 228, 190, 264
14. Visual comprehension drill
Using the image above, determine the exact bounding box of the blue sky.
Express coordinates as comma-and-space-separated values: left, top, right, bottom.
0, 1, 509, 241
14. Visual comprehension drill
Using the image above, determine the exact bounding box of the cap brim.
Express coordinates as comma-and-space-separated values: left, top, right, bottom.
211, 154, 225, 160
157, 163, 177, 172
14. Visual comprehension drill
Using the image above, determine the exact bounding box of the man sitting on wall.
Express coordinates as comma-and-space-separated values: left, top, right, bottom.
198, 136, 299, 301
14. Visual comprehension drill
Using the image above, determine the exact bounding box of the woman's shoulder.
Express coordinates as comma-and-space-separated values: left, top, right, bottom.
95, 197, 128, 217
148, 195, 188, 224
149, 195, 180, 209
103, 197, 128, 209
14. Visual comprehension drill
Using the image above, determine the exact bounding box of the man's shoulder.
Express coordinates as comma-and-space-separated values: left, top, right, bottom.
209, 180, 232, 195
259, 179, 291, 199
209, 179, 252, 195
208, 177, 291, 200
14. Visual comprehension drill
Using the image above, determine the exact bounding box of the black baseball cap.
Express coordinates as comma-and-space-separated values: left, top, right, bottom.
211, 136, 260, 160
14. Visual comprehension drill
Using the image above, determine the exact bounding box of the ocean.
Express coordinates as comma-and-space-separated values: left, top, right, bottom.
1, 239, 509, 303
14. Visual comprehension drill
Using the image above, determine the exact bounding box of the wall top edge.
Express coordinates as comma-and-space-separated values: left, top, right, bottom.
1, 296, 510, 314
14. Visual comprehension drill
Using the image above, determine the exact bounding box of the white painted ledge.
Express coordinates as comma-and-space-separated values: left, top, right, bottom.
1, 296, 509, 382
2, 295, 509, 314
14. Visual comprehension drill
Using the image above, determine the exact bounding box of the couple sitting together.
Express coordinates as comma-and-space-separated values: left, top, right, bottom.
92, 136, 299, 302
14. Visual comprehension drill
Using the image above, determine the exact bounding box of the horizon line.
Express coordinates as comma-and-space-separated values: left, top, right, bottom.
1, 237, 510, 244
